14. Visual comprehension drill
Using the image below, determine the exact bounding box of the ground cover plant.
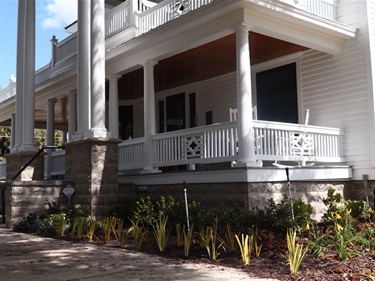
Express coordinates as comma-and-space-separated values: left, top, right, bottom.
13, 190, 375, 280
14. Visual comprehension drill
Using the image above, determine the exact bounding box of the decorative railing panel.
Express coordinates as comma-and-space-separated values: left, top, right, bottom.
279, 0, 337, 20
253, 120, 344, 162
152, 122, 237, 167
137, 0, 214, 35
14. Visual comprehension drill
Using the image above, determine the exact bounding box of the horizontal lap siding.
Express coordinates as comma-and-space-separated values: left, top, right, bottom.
300, 0, 372, 174
198, 72, 237, 125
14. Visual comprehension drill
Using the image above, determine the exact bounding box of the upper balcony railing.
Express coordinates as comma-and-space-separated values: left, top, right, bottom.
0, 76, 16, 104
33, 0, 337, 86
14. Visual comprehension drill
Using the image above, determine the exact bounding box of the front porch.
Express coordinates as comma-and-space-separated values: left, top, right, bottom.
31, 119, 350, 183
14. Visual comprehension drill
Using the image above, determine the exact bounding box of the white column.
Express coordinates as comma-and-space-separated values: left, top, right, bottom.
10, 114, 15, 150
21, 0, 37, 152
75, 0, 91, 139
108, 75, 121, 139
235, 25, 257, 166
46, 98, 56, 179
14, 0, 26, 151
87, 0, 109, 138
142, 60, 159, 173
68, 90, 77, 141
47, 99, 56, 147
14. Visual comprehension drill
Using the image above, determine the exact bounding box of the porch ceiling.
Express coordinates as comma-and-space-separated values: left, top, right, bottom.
31, 32, 307, 128
117, 32, 308, 100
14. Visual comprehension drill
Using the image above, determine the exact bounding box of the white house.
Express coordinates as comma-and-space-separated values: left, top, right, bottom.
1, 0, 375, 224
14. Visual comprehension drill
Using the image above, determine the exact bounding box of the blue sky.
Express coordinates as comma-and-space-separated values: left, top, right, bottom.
0, 0, 77, 89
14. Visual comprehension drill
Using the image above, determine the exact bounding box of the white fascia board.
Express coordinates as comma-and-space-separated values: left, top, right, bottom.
119, 166, 352, 185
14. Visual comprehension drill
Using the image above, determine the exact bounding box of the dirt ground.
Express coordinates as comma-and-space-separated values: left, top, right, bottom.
0, 226, 278, 281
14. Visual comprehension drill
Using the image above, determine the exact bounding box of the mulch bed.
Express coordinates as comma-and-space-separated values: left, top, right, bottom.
132, 229, 375, 281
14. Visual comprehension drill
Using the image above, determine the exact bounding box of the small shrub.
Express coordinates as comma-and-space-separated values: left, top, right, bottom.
153, 215, 170, 252
235, 233, 253, 266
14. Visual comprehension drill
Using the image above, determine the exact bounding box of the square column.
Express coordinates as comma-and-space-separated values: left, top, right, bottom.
64, 138, 122, 216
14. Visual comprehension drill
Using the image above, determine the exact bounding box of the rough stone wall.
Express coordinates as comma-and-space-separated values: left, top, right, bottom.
5, 181, 64, 228
344, 180, 375, 209
5, 152, 44, 181
133, 182, 249, 208
64, 138, 125, 216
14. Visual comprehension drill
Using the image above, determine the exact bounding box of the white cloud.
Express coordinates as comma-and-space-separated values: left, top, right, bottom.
41, 0, 77, 29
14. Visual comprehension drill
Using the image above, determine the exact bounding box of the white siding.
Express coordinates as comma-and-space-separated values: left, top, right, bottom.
300, 0, 373, 179
198, 72, 237, 125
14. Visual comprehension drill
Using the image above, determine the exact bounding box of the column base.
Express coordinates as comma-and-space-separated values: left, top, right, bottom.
233, 160, 263, 168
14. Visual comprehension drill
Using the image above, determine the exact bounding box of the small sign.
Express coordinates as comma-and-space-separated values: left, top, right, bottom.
63, 184, 75, 199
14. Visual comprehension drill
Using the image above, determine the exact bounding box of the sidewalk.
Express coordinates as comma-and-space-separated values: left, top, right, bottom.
0, 225, 279, 281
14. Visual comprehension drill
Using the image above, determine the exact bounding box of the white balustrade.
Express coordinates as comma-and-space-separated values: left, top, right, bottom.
0, 160, 6, 180
0, 77, 16, 103
55, 34, 78, 63
279, 0, 337, 20
117, 121, 344, 171
44, 150, 65, 177
118, 138, 145, 170
253, 120, 344, 163
137, 0, 215, 35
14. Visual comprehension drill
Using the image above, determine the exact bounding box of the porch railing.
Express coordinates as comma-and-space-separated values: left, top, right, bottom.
117, 120, 345, 172
253, 120, 344, 163
0, 78, 16, 103
0, 160, 6, 180
44, 150, 66, 177
137, 0, 214, 35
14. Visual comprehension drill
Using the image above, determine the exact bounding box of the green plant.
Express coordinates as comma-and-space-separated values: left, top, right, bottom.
183, 225, 194, 257
71, 217, 86, 239
51, 213, 67, 236
286, 228, 308, 275
249, 226, 262, 258
86, 217, 98, 242
133, 196, 157, 226
218, 224, 237, 253
153, 215, 170, 252
115, 219, 131, 247
235, 233, 253, 266
101, 216, 117, 245
130, 218, 148, 251
13, 213, 42, 233
308, 225, 328, 258
176, 223, 184, 247
200, 219, 222, 261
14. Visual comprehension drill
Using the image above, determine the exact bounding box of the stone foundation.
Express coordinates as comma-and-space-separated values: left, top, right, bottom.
5, 151, 44, 181
5, 180, 64, 228
64, 138, 124, 216
126, 181, 357, 221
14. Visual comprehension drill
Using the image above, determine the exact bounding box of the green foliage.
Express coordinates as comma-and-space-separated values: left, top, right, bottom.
183, 225, 194, 257
71, 217, 86, 239
286, 228, 308, 275
235, 233, 253, 266
218, 224, 238, 253
0, 126, 10, 158
200, 218, 223, 261
133, 196, 157, 226
13, 213, 42, 233
152, 215, 170, 252
129, 218, 148, 251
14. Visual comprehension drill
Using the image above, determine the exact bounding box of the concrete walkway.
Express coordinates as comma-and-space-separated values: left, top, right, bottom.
0, 226, 279, 281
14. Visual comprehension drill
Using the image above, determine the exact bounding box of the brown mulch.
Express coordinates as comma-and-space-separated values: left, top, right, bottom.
137, 228, 375, 281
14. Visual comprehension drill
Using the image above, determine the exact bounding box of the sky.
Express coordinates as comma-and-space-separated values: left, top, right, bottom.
0, 0, 78, 89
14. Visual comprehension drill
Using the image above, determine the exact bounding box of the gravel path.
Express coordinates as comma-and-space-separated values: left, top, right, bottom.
0, 226, 279, 281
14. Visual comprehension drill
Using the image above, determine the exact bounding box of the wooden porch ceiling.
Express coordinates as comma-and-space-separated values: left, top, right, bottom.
34, 32, 308, 127
117, 32, 308, 100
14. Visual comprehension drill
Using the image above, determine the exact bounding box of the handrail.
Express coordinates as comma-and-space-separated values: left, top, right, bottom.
1, 145, 65, 224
